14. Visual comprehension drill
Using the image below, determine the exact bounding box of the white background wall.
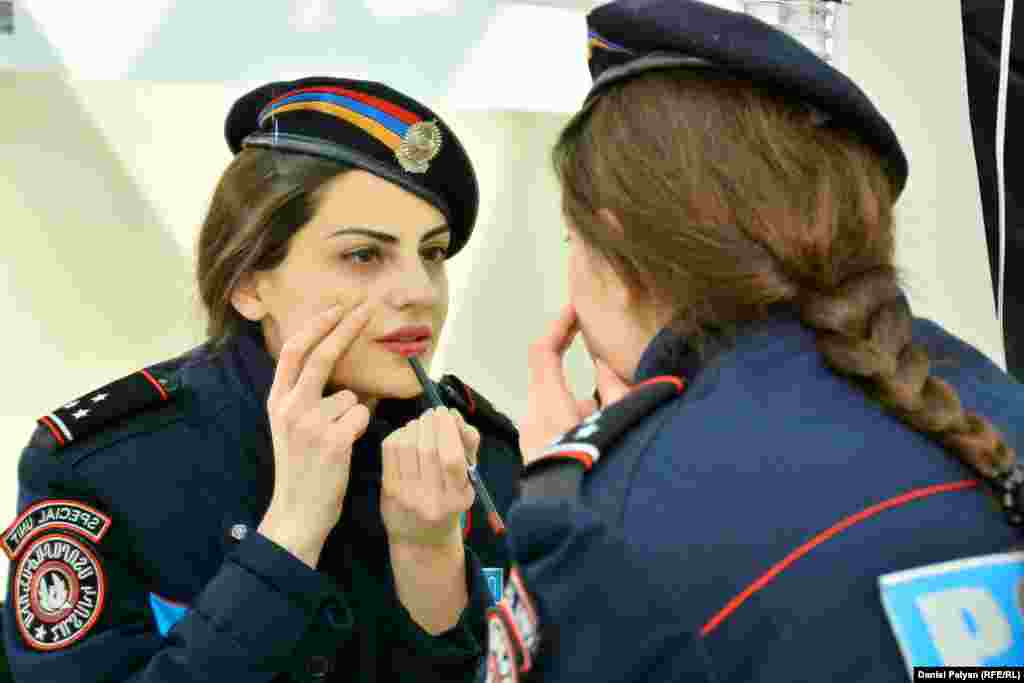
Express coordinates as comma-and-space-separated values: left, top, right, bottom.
0, 1, 1001, 591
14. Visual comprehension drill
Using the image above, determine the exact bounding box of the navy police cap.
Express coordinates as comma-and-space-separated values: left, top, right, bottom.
585, 0, 909, 196
225, 77, 479, 258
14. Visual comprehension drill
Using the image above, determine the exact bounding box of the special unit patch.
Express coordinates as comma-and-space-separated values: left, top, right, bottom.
13, 533, 106, 651
3, 499, 112, 560
485, 608, 519, 683
484, 566, 540, 680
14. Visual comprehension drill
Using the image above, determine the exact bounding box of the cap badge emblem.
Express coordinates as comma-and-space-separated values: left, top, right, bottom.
397, 120, 443, 173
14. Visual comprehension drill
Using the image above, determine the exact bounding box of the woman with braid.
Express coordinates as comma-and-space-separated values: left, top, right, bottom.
478, 1, 1024, 682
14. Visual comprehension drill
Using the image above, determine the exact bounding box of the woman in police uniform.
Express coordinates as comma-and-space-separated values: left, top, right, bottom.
2, 77, 520, 682
484, 1, 1024, 681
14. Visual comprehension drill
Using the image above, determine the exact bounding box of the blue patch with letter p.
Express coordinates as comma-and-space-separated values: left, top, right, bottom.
483, 567, 504, 606
879, 551, 1024, 675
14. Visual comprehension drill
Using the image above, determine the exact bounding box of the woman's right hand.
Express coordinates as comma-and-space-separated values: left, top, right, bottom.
257, 302, 374, 568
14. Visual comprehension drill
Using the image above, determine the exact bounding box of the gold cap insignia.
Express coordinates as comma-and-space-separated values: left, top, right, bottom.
396, 120, 443, 174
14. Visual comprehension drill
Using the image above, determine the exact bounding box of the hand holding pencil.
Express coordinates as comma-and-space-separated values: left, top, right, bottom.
407, 356, 507, 536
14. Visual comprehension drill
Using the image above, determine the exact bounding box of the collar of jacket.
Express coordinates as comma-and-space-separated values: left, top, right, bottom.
632, 306, 814, 385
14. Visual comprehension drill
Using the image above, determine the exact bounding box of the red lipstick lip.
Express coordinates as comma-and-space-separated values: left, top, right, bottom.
376, 325, 433, 343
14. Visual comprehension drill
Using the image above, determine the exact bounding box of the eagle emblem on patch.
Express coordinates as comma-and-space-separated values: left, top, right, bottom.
13, 533, 106, 651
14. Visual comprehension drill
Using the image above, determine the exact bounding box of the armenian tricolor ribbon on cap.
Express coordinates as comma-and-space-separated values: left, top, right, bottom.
257, 86, 443, 173
587, 29, 634, 58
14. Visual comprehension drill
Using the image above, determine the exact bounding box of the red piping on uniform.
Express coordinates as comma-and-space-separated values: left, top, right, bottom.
699, 479, 980, 638
461, 384, 477, 415
497, 599, 534, 673
542, 450, 595, 471
634, 375, 686, 393
140, 369, 169, 401
38, 416, 65, 446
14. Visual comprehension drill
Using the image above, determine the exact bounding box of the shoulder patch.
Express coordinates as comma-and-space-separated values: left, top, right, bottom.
13, 532, 106, 651
439, 374, 519, 444
485, 566, 540, 681
485, 607, 520, 683
3, 500, 112, 560
36, 368, 179, 453
527, 375, 685, 473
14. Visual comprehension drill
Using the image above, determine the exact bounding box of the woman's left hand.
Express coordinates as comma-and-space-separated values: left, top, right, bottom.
381, 407, 480, 548
520, 304, 632, 464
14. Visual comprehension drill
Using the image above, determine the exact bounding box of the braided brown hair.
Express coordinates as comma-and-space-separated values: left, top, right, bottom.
554, 69, 1019, 517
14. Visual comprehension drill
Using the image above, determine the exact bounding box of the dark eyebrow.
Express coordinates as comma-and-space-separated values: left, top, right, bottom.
328, 228, 397, 244
328, 225, 450, 244
421, 225, 451, 243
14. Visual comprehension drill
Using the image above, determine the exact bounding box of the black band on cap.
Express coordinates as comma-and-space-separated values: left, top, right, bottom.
242, 131, 452, 226
584, 50, 834, 126
588, 51, 714, 103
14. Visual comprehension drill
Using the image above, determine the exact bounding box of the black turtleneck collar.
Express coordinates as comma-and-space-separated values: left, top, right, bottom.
633, 325, 705, 385
230, 321, 276, 417
228, 320, 431, 429
222, 320, 438, 548
225, 319, 434, 470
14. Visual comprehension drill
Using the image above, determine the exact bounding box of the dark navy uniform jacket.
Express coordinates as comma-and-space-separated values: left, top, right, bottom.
503, 313, 1024, 682
2, 326, 521, 682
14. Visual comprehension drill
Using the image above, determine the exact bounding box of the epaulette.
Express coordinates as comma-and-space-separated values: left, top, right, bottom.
32, 366, 183, 455
438, 374, 519, 445
522, 376, 685, 495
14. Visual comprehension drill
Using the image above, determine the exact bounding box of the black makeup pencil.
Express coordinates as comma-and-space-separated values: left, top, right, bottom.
407, 357, 506, 536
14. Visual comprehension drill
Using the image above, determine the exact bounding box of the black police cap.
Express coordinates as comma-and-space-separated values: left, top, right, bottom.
225, 77, 479, 258
584, 0, 909, 196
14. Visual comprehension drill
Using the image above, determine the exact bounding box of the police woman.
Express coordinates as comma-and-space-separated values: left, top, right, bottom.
483, 2, 1024, 681
2, 77, 520, 682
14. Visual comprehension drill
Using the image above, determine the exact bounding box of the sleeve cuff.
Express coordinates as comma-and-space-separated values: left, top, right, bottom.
387, 543, 489, 661
230, 531, 351, 619
188, 531, 353, 657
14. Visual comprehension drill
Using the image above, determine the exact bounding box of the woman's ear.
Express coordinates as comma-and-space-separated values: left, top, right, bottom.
596, 208, 625, 240
229, 272, 267, 322
592, 209, 636, 310
595, 208, 667, 329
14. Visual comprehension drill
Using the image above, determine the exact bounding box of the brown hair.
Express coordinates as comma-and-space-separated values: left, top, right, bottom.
196, 148, 353, 349
555, 70, 1016, 491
